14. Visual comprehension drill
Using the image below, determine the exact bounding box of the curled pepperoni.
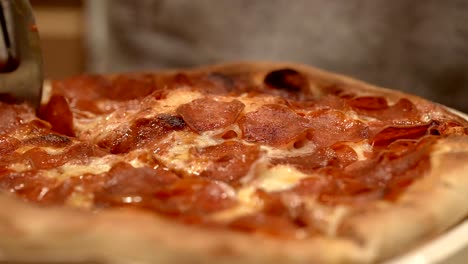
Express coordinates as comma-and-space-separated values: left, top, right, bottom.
39, 95, 75, 136
371, 124, 431, 147
177, 98, 245, 133
264, 68, 311, 100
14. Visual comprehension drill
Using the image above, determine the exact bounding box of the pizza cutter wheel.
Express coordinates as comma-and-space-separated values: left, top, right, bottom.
0, 0, 42, 109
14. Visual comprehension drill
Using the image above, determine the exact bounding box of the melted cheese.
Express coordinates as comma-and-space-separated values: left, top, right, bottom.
156, 89, 203, 112
15, 145, 67, 155
344, 140, 373, 161
47, 158, 114, 180
237, 93, 283, 113
260, 141, 317, 158
156, 131, 221, 175
256, 165, 310, 192
212, 165, 310, 221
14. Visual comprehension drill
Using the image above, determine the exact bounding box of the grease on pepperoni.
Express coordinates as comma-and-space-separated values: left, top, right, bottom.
354, 98, 421, 124
239, 104, 309, 146
193, 141, 261, 183
94, 162, 179, 206
272, 145, 358, 174
98, 114, 186, 154
20, 143, 106, 170
177, 98, 245, 133
371, 124, 431, 147
39, 95, 75, 136
306, 109, 369, 148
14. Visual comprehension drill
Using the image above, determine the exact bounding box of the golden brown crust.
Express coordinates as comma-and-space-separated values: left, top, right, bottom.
1, 61, 468, 263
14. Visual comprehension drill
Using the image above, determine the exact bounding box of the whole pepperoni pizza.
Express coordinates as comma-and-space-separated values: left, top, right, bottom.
0, 62, 467, 263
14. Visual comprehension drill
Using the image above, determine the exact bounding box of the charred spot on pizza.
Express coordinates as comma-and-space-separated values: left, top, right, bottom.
98, 115, 186, 154
264, 68, 309, 93
24, 134, 72, 148
207, 72, 236, 90
157, 114, 186, 130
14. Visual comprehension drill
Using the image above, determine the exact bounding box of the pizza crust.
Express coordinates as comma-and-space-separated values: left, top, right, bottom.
0, 62, 467, 263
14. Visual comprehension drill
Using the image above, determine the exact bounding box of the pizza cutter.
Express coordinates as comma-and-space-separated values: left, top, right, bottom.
0, 0, 42, 108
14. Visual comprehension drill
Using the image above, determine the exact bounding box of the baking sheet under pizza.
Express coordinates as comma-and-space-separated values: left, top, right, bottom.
387, 219, 468, 264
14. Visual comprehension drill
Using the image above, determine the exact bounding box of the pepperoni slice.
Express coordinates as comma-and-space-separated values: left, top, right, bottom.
106, 75, 156, 101
371, 124, 431, 147
272, 145, 358, 174
98, 114, 186, 154
94, 163, 179, 206
193, 141, 261, 183
306, 109, 369, 148
39, 95, 75, 136
0, 102, 35, 134
353, 98, 421, 124
348, 96, 389, 110
239, 104, 308, 146
177, 98, 245, 133
271, 148, 336, 173
0, 136, 20, 155
52, 75, 110, 101
0, 171, 59, 203
21, 143, 106, 170
152, 178, 236, 218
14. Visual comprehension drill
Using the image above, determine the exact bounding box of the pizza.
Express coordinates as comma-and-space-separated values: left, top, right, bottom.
0, 62, 467, 263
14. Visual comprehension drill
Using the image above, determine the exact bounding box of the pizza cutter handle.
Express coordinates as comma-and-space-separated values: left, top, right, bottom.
0, 0, 43, 109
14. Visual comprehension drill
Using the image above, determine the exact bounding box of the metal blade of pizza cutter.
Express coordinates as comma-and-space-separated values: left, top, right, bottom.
0, 0, 43, 109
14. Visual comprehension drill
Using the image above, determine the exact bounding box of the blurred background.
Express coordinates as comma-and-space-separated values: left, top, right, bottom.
31, 0, 84, 79
31, 0, 467, 112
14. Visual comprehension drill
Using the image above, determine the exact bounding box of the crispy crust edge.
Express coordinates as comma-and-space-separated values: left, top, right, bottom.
0, 61, 467, 264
